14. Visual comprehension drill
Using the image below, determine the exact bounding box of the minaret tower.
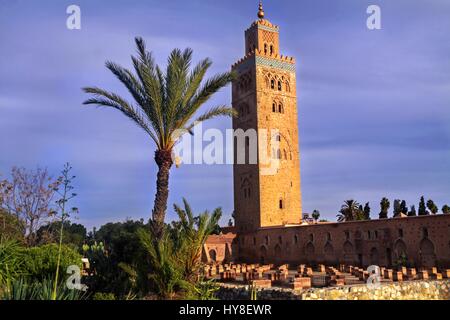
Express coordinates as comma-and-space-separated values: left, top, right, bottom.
232, 2, 302, 233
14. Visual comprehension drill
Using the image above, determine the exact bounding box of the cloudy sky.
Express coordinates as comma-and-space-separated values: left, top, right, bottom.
0, 0, 449, 229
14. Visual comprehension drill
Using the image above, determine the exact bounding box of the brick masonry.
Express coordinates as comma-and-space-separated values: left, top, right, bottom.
204, 7, 450, 270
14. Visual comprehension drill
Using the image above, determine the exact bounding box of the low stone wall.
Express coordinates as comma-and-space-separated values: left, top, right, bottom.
217, 280, 450, 300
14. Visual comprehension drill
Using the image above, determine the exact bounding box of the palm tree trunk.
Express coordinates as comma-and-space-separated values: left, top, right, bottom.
151, 149, 173, 239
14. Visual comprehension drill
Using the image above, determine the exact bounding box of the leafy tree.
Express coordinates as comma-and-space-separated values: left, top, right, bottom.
408, 205, 417, 217
363, 202, 371, 220
311, 210, 320, 222
400, 200, 408, 215
93, 219, 147, 268
379, 197, 390, 219
442, 205, 450, 214
418, 196, 428, 216
393, 199, 401, 217
36, 221, 86, 248
0, 167, 61, 246
0, 208, 24, 243
337, 200, 360, 222
83, 37, 236, 239
426, 199, 438, 215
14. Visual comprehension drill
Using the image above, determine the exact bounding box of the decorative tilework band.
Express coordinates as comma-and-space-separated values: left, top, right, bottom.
235, 56, 295, 73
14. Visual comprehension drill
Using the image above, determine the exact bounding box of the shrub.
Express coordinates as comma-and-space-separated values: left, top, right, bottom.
1, 277, 86, 300
92, 292, 116, 300
21, 244, 82, 280
0, 241, 25, 285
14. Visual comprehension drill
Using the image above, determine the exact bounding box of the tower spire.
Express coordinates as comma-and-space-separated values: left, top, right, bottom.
257, 1, 265, 19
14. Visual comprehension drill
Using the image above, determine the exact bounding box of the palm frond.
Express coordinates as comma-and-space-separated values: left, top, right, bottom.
82, 87, 160, 147
182, 105, 236, 139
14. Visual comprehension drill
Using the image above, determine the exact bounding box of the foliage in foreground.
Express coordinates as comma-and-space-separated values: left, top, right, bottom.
1, 278, 85, 300
139, 198, 222, 299
22, 244, 82, 280
0, 241, 25, 285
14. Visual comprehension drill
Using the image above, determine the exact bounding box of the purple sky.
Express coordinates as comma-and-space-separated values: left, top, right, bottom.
0, 0, 449, 229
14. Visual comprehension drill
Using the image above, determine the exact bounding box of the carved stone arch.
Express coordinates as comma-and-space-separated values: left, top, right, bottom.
285, 80, 290, 92
260, 245, 268, 264
240, 178, 251, 199
274, 243, 282, 257
305, 241, 315, 255
270, 132, 294, 163
369, 247, 379, 266
419, 238, 436, 267
324, 241, 334, 264
305, 241, 315, 264
343, 240, 355, 264
209, 249, 217, 262
265, 76, 270, 89
393, 239, 407, 260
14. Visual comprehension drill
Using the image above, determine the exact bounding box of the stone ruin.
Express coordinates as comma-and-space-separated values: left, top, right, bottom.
202, 262, 450, 290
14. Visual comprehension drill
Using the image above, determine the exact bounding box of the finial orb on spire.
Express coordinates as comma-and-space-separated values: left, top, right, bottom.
257, 1, 265, 19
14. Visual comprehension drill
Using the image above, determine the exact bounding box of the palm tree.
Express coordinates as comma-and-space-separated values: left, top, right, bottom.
138, 198, 222, 299
83, 37, 236, 239
337, 200, 360, 222
173, 198, 221, 283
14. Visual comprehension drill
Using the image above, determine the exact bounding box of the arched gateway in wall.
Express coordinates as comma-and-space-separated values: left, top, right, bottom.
343, 241, 355, 264
420, 238, 437, 267
260, 245, 268, 264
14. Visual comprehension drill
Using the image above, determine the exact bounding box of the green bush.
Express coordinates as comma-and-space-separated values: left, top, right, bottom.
1, 277, 86, 300
0, 241, 25, 285
92, 292, 116, 300
22, 244, 82, 280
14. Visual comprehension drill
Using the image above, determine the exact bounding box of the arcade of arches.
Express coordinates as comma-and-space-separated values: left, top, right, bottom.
204, 214, 450, 269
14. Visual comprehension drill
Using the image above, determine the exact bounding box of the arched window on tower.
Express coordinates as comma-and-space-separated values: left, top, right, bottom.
278, 80, 282, 91
270, 45, 274, 55
279, 199, 284, 209
272, 103, 276, 113
264, 43, 268, 55
283, 149, 287, 160
271, 79, 275, 89
278, 104, 283, 113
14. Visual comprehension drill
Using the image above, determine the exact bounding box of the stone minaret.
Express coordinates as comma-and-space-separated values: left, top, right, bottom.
232, 2, 302, 233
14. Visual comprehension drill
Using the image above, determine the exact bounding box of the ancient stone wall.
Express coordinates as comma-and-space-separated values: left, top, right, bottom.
235, 214, 450, 268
